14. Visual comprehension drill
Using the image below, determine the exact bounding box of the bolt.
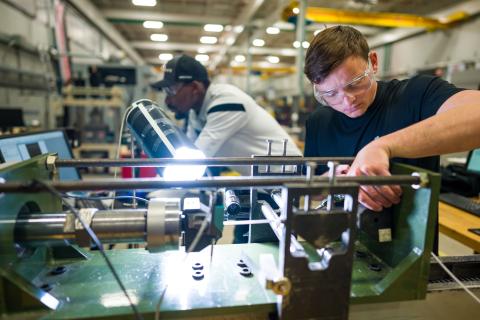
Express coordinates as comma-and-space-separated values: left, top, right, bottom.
237, 259, 248, 268
192, 262, 203, 270
49, 266, 67, 276
355, 250, 367, 258
192, 270, 204, 280
240, 267, 252, 277
40, 283, 53, 292
368, 263, 382, 272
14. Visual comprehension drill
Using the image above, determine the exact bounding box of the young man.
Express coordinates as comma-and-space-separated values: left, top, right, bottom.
153, 54, 301, 175
304, 25, 480, 211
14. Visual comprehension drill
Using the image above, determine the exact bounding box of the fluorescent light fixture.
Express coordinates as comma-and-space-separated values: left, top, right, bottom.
163, 147, 207, 181
293, 41, 300, 48
267, 56, 280, 64
200, 36, 218, 44
252, 39, 265, 47
233, 25, 244, 33
266, 27, 280, 34
302, 41, 310, 48
197, 47, 207, 53
226, 37, 235, 45
195, 54, 209, 62
150, 34, 168, 42
234, 55, 245, 63
204, 24, 224, 32
132, 0, 156, 6
292, 7, 300, 14
143, 20, 163, 29
159, 53, 173, 61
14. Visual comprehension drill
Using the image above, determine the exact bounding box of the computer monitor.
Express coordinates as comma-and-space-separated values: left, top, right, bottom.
466, 148, 480, 175
0, 129, 80, 180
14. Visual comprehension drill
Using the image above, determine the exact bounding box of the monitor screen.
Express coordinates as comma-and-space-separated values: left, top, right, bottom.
0, 130, 80, 180
466, 148, 480, 175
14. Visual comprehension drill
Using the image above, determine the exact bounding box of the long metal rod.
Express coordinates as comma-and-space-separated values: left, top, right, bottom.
0, 175, 420, 192
55, 157, 354, 167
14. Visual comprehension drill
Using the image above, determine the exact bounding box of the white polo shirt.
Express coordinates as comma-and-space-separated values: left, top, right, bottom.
186, 84, 301, 175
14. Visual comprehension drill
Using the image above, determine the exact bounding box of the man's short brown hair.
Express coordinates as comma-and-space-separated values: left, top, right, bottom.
304, 26, 369, 84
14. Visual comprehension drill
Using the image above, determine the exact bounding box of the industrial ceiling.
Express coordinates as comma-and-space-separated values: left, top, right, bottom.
70, 0, 477, 72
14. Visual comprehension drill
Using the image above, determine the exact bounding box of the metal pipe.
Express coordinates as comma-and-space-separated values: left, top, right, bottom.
0, 175, 421, 193
15, 213, 75, 246
55, 156, 354, 168
15, 210, 147, 246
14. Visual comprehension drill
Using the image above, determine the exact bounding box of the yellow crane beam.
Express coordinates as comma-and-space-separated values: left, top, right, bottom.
282, 2, 469, 29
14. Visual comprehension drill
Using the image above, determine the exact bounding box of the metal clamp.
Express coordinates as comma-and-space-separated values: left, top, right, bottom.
147, 198, 181, 252
74, 208, 98, 247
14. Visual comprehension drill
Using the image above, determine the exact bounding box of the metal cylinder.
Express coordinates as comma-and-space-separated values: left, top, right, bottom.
224, 190, 241, 215
90, 209, 147, 243
147, 198, 181, 252
15, 213, 75, 246
15, 209, 147, 246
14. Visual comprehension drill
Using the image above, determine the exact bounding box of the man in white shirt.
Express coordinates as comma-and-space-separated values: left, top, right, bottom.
153, 54, 301, 175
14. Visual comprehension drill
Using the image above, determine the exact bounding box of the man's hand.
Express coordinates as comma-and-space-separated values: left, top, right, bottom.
348, 142, 402, 211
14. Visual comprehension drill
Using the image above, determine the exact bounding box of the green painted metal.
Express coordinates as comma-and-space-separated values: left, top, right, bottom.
351, 163, 440, 303
0, 159, 440, 318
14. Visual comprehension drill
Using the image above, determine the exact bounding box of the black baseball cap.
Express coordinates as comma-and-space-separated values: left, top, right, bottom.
152, 54, 209, 89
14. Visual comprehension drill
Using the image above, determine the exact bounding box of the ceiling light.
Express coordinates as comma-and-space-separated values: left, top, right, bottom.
204, 24, 224, 32
252, 39, 265, 47
150, 34, 168, 42
197, 47, 207, 54
234, 55, 245, 63
195, 54, 210, 62
292, 7, 300, 14
266, 27, 280, 35
158, 53, 173, 61
267, 56, 280, 64
233, 25, 244, 33
200, 36, 218, 44
226, 37, 235, 45
143, 20, 163, 29
132, 0, 156, 6
302, 41, 310, 48
293, 41, 300, 48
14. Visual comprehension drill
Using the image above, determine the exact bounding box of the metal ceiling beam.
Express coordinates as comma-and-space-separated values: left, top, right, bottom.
66, 0, 144, 65
210, 0, 265, 69
368, 0, 480, 49
101, 9, 231, 25
132, 41, 298, 57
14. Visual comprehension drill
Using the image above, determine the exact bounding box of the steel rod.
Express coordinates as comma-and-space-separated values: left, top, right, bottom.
0, 175, 421, 193
55, 157, 354, 167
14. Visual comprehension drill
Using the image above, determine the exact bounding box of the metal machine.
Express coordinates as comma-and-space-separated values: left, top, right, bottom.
0, 100, 478, 319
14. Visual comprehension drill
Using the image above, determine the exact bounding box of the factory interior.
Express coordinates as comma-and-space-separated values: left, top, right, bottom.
0, 0, 480, 319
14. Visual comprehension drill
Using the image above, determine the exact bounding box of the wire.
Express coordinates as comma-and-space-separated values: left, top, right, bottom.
430, 252, 480, 304
63, 192, 150, 204
111, 105, 135, 209
33, 179, 143, 320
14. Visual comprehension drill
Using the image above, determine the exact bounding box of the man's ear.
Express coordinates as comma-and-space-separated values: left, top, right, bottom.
369, 51, 379, 74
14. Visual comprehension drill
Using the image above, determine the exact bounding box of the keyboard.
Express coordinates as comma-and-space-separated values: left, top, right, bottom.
439, 193, 480, 217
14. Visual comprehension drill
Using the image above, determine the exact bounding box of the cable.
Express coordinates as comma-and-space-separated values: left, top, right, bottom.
111, 105, 135, 209
63, 192, 150, 204
32, 179, 143, 320
430, 252, 480, 304
154, 191, 215, 320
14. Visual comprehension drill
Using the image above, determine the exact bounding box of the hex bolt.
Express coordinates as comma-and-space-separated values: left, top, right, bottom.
192, 262, 204, 270
40, 283, 53, 292
192, 270, 204, 280
240, 267, 252, 277
49, 266, 67, 276
237, 259, 248, 268
368, 263, 382, 272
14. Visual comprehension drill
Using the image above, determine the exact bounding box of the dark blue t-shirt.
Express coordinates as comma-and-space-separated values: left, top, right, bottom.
304, 75, 464, 173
